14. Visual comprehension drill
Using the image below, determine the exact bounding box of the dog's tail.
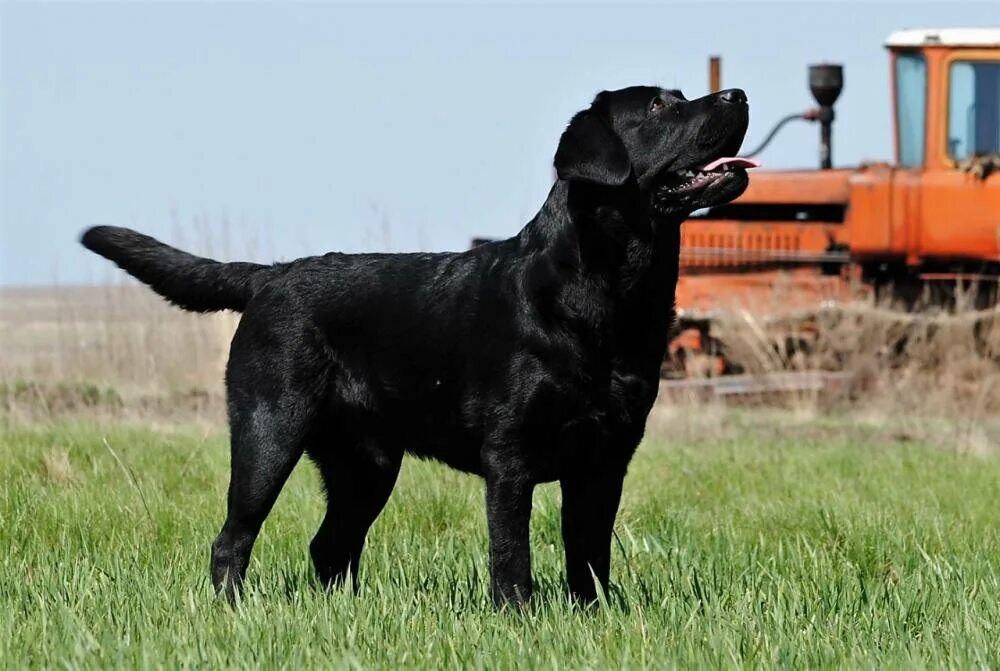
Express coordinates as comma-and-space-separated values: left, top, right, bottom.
80, 226, 280, 313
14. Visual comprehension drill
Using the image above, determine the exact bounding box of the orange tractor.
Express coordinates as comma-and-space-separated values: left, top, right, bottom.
668, 27, 1000, 377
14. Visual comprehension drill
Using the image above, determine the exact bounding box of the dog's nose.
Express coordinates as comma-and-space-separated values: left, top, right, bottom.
718, 88, 747, 105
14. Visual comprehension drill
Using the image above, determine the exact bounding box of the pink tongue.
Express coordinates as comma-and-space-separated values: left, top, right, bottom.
702, 156, 762, 171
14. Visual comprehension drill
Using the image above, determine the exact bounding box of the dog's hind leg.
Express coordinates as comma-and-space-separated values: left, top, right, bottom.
309, 439, 401, 591
210, 388, 315, 601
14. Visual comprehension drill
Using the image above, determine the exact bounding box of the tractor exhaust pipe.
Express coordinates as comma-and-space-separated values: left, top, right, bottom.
724, 57, 845, 167
808, 64, 843, 169
709, 55, 721, 93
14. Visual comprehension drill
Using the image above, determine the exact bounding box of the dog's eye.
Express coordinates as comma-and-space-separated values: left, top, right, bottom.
649, 98, 666, 113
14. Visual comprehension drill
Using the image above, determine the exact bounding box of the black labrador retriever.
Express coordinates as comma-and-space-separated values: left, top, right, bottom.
81, 85, 755, 607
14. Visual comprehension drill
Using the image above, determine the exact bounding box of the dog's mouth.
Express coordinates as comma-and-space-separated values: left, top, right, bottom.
652, 156, 760, 214
660, 156, 761, 195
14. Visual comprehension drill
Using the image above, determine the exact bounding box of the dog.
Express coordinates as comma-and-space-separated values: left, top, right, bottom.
81, 85, 754, 607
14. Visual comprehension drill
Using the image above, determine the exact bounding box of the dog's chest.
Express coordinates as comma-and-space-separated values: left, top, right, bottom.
540, 355, 658, 445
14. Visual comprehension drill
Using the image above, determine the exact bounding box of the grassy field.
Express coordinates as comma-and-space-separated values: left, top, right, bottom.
2, 417, 998, 668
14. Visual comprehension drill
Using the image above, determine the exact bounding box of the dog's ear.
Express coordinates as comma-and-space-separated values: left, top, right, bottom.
554, 109, 631, 186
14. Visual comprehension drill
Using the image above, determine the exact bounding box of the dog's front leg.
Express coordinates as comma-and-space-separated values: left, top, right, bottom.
484, 465, 534, 608
560, 467, 625, 605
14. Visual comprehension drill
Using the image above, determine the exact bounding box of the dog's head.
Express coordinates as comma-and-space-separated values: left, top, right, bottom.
554, 86, 757, 215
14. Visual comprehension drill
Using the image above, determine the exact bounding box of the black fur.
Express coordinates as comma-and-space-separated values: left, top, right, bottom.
81, 226, 280, 312
81, 85, 751, 607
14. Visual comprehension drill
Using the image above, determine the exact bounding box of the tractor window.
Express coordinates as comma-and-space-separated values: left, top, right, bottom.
895, 53, 927, 168
948, 60, 1000, 160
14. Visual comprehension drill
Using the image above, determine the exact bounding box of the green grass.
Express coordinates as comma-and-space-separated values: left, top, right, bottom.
2, 418, 999, 668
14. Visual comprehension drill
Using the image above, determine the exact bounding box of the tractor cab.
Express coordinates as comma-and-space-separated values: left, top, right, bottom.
889, 28, 1000, 171
847, 28, 1000, 269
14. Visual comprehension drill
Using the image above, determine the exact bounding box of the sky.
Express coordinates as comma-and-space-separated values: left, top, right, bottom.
2, 1, 997, 285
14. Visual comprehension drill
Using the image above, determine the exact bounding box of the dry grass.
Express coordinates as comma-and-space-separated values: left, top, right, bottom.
0, 284, 237, 391
672, 292, 1000, 452
40, 447, 75, 484
2, 280, 998, 442
709, 300, 1000, 412
0, 283, 235, 422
